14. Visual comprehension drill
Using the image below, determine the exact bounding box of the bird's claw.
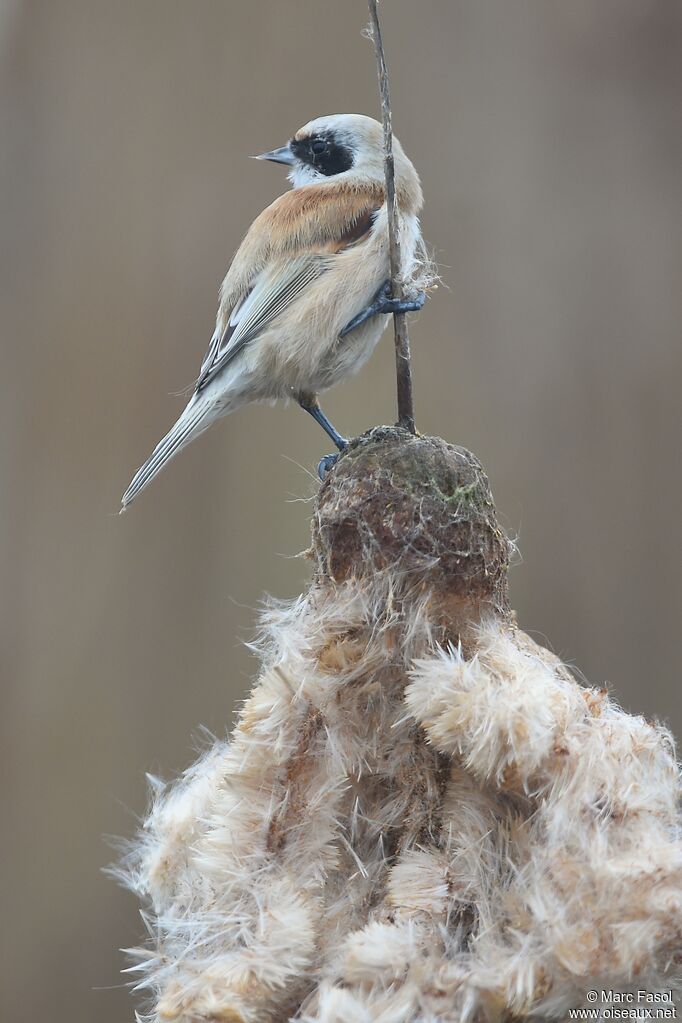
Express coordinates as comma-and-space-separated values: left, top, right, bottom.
317, 453, 339, 481
339, 281, 426, 338
377, 282, 427, 316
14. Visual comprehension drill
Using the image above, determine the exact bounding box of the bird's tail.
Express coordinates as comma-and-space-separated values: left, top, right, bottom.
121, 399, 213, 510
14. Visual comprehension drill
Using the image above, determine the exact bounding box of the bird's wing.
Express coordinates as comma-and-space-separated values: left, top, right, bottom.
196, 255, 326, 392
196, 185, 382, 393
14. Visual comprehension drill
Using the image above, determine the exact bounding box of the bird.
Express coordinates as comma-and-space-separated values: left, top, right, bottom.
121, 113, 426, 510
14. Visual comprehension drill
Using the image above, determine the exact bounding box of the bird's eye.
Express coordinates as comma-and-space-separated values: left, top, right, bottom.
310, 139, 328, 156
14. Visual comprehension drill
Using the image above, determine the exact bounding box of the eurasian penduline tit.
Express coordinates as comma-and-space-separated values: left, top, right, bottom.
121, 113, 426, 509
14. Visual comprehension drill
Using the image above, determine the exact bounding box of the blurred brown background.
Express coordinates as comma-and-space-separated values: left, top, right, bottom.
2, 1, 681, 1019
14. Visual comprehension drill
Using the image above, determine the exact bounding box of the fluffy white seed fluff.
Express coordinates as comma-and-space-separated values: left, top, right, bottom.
119, 580, 682, 1022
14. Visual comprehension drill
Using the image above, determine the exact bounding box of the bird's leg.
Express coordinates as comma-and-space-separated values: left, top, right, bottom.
298, 394, 348, 450
297, 393, 348, 481
339, 280, 426, 339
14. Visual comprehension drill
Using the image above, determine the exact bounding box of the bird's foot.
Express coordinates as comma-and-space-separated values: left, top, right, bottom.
317, 452, 340, 481
339, 281, 426, 338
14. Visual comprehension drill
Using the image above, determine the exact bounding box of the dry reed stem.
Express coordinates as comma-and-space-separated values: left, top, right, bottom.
367, 0, 416, 433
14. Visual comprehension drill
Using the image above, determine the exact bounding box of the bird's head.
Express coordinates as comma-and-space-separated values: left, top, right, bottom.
255, 113, 422, 210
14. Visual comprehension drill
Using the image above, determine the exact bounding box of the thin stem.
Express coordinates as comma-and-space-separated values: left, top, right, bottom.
367, 0, 416, 434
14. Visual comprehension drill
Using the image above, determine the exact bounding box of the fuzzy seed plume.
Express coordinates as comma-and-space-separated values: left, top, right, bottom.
117, 429, 682, 1022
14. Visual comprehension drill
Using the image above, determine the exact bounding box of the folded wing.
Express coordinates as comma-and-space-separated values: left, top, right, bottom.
196, 255, 327, 392
196, 185, 382, 394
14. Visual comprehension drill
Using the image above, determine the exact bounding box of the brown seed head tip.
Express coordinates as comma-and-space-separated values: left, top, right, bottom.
312, 426, 513, 613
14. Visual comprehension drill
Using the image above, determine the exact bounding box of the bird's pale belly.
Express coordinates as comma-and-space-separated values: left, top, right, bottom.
237, 294, 390, 400
303, 314, 390, 393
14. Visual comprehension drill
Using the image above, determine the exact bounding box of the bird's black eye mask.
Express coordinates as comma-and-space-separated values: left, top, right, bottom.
290, 132, 354, 176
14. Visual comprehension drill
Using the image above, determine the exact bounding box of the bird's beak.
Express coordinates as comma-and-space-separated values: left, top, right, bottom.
253, 144, 296, 166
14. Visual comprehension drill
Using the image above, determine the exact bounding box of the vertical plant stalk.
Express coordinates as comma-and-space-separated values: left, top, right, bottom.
367, 0, 416, 434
